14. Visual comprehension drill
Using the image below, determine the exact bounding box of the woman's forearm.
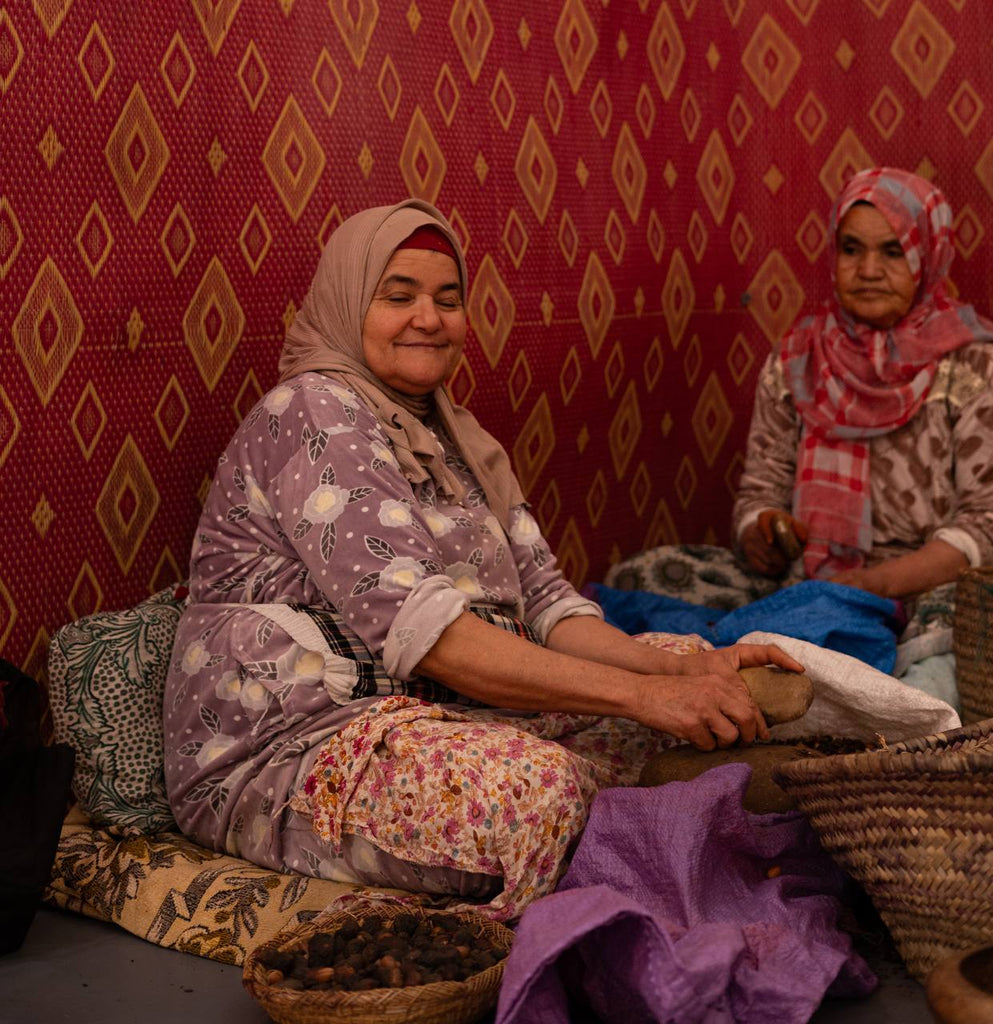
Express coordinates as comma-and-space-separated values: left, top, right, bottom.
831, 539, 968, 598
543, 614, 684, 674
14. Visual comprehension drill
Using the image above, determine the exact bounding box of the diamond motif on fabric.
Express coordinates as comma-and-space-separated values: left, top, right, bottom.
262, 95, 325, 222
973, 136, 993, 202
683, 334, 702, 387
183, 257, 245, 392
78, 21, 114, 101
647, 3, 684, 101
578, 251, 615, 359
604, 210, 626, 265
38, 124, 65, 169
434, 63, 460, 126
696, 130, 734, 224
191, 0, 241, 56
105, 84, 170, 223
512, 394, 555, 496
0, 385, 21, 470
312, 49, 343, 117
515, 116, 557, 224
644, 337, 664, 391
233, 368, 264, 424
31, 494, 54, 539
681, 88, 701, 141
0, 197, 24, 278
635, 83, 656, 138
948, 81, 983, 136
0, 9, 24, 92
661, 248, 694, 349
612, 123, 647, 223
502, 208, 528, 269
953, 205, 984, 260
629, 462, 651, 517
127, 307, 145, 351
586, 470, 608, 527
161, 32, 196, 108
13, 257, 82, 407
555, 518, 589, 589
726, 93, 753, 146
71, 381, 106, 460
890, 1, 954, 99
604, 342, 625, 398
741, 14, 801, 110
68, 560, 102, 620
32, 0, 73, 38
75, 201, 113, 279
785, 0, 819, 25
450, 0, 493, 84
239, 204, 271, 274
0, 575, 16, 652
554, 0, 597, 94
729, 212, 753, 264
508, 351, 532, 411
467, 254, 514, 368
590, 80, 612, 138
868, 85, 904, 140
236, 40, 269, 112
560, 347, 581, 405
161, 203, 195, 277
691, 373, 733, 467
686, 211, 707, 263
154, 375, 190, 451
378, 54, 402, 121
796, 210, 827, 263
95, 434, 160, 574
818, 126, 874, 199
794, 91, 827, 144
558, 209, 579, 267
607, 381, 641, 480
447, 354, 475, 407
646, 210, 665, 264
491, 69, 516, 131
727, 333, 755, 387
747, 250, 805, 345
399, 105, 446, 204
544, 76, 564, 135
675, 455, 697, 509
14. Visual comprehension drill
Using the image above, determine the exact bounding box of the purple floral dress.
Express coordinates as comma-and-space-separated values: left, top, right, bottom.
163, 372, 683, 917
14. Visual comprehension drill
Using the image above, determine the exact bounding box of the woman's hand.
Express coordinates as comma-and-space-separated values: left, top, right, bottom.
666, 642, 804, 680
828, 565, 891, 597
739, 509, 808, 576
828, 540, 968, 600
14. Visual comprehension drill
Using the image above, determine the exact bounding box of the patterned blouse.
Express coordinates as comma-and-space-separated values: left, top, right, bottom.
733, 342, 993, 567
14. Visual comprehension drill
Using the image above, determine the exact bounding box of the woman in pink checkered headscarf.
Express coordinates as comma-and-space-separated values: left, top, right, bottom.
735, 167, 993, 598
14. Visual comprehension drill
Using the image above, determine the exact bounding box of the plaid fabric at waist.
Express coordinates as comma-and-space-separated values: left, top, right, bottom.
293, 603, 541, 705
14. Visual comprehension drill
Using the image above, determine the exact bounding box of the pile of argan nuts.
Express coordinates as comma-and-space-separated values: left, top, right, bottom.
260, 912, 507, 992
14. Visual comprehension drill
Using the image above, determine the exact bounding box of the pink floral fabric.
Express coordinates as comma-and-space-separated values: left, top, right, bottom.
304, 631, 706, 921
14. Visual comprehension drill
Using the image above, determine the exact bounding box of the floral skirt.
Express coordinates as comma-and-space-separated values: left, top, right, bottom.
298, 632, 706, 921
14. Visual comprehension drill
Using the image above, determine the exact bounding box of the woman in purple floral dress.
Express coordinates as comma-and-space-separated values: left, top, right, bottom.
163, 199, 799, 921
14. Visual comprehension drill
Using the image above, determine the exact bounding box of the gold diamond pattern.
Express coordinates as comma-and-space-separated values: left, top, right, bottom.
153, 375, 190, 451
33, 0, 73, 39
262, 95, 325, 223
490, 68, 516, 131
818, 126, 874, 200
512, 393, 555, 496
450, 0, 493, 85
515, 116, 557, 225
507, 350, 532, 411
13, 257, 83, 407
183, 257, 245, 392
661, 249, 694, 349
0, 197, 24, 279
78, 20, 114, 101
501, 208, 529, 269
544, 75, 564, 135
683, 334, 702, 387
378, 55, 402, 121
95, 434, 160, 574
577, 251, 615, 359
604, 209, 626, 264
727, 333, 755, 387
68, 560, 102, 619
558, 209, 579, 267
38, 124, 64, 169
0, 386, 21, 470
612, 122, 647, 223
747, 250, 805, 344
890, 1, 954, 100
590, 80, 612, 138
555, 0, 598, 95
559, 347, 581, 405
742, 14, 801, 111
31, 493, 54, 539
687, 210, 707, 263
604, 342, 625, 398
149, 546, 182, 596
647, 3, 684, 102
313, 49, 343, 117
105, 83, 170, 223
696, 129, 735, 224
635, 83, 656, 138
691, 372, 733, 467
586, 470, 608, 527
727, 93, 753, 146
434, 63, 460, 126
161, 31, 196, 108
868, 85, 904, 140
796, 210, 828, 262
239, 203, 272, 275
161, 202, 195, 277
555, 517, 589, 589
794, 91, 827, 145
953, 205, 984, 261
191, 0, 242, 57
447, 353, 475, 406
75, 200, 113, 279
467, 254, 514, 368
948, 81, 984, 137
127, 307, 145, 351
399, 105, 446, 205
607, 380, 641, 479
674, 455, 697, 509
233, 367, 264, 423
0, 575, 15, 653
236, 40, 269, 113
729, 211, 753, 264
0, 9, 24, 93
70, 381, 107, 460
681, 87, 701, 141
646, 209, 665, 263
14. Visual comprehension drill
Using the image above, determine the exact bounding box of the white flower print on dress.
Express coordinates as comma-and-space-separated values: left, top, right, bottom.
369, 440, 397, 469
244, 474, 274, 517
197, 733, 238, 768
423, 508, 455, 538
379, 556, 426, 591
445, 559, 483, 597
294, 463, 373, 562
303, 483, 351, 524
277, 644, 326, 687
509, 509, 541, 545
214, 669, 272, 712
180, 638, 213, 675
378, 499, 415, 529
264, 386, 295, 417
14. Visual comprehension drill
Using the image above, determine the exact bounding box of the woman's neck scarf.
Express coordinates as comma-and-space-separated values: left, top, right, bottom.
277, 199, 524, 529
781, 167, 993, 579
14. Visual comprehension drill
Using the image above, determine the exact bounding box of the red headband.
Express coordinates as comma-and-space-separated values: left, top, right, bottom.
396, 225, 458, 260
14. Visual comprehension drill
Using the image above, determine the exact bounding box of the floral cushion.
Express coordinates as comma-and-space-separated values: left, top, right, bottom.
47, 585, 186, 832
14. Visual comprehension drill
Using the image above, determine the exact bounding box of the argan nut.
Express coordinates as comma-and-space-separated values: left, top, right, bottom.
739, 665, 813, 725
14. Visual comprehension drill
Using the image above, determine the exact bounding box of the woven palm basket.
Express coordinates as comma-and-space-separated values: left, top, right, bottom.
773, 718, 993, 982
242, 903, 514, 1024
953, 566, 993, 724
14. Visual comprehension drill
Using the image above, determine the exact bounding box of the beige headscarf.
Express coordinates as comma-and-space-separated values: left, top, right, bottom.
278, 198, 524, 529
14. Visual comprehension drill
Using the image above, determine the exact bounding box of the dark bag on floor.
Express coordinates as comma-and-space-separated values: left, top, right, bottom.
0, 659, 75, 955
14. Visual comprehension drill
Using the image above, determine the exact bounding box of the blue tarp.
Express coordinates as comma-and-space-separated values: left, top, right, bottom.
587, 579, 903, 674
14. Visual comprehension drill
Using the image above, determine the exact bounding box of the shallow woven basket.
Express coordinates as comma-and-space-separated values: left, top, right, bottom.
773, 718, 993, 982
954, 567, 993, 724
242, 903, 514, 1024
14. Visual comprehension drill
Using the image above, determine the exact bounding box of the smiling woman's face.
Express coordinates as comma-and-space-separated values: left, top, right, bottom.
362, 248, 466, 395
834, 202, 916, 329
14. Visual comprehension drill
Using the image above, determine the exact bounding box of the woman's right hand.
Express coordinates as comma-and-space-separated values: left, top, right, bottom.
632, 671, 769, 751
740, 509, 808, 576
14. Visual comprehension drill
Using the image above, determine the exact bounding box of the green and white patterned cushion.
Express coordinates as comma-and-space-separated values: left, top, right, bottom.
47, 585, 186, 832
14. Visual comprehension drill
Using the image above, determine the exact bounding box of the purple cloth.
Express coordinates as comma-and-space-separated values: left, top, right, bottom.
495, 764, 877, 1024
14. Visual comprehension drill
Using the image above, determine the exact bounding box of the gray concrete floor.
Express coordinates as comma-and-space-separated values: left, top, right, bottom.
0, 905, 933, 1023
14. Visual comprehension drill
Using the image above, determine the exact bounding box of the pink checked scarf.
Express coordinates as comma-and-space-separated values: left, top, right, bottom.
781, 167, 993, 579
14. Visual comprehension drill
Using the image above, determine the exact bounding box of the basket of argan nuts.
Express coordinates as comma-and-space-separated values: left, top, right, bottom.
242, 901, 514, 1024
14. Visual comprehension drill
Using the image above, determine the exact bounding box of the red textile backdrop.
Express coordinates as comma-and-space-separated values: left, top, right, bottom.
4, 0, 993, 676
